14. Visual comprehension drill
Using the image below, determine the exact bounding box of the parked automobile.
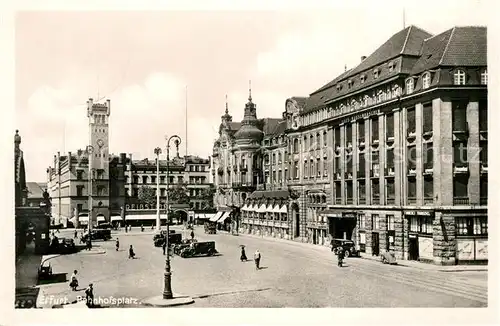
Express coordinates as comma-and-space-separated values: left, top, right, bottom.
380, 250, 397, 265
179, 241, 217, 258
95, 223, 112, 230
38, 260, 52, 280
59, 238, 77, 254
173, 239, 197, 255
331, 239, 360, 258
153, 232, 182, 247
81, 229, 112, 242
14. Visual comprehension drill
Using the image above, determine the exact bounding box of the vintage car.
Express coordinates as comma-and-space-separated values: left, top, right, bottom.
49, 237, 77, 254
173, 239, 198, 255
38, 260, 53, 280
380, 250, 397, 265
179, 241, 217, 258
81, 229, 112, 242
331, 239, 360, 258
153, 232, 182, 247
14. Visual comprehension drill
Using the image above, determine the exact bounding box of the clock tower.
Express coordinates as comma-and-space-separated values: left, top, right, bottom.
87, 98, 111, 222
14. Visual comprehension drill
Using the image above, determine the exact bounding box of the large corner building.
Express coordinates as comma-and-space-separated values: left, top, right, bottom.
212, 25, 487, 265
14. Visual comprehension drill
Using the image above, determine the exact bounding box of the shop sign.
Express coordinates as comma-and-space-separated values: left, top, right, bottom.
126, 203, 169, 210
457, 239, 474, 260
342, 212, 356, 218
405, 210, 433, 217
409, 234, 417, 239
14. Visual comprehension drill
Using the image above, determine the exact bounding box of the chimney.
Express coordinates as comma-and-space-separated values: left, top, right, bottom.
361, 56, 367, 62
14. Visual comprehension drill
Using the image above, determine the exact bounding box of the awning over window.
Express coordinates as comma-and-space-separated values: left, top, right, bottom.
266, 204, 275, 213
217, 211, 231, 223
111, 216, 123, 221
125, 214, 158, 221
278, 205, 288, 214
79, 215, 89, 222
210, 211, 223, 222
241, 204, 249, 211
256, 204, 267, 213
195, 213, 214, 220
96, 215, 106, 222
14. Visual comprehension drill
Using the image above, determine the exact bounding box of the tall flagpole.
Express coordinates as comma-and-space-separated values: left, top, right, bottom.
185, 86, 188, 157
403, 8, 406, 29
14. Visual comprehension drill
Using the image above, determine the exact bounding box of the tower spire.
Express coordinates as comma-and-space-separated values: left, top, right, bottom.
248, 80, 252, 102
225, 94, 229, 115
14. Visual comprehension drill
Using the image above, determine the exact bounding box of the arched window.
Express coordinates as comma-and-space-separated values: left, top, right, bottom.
422, 72, 431, 89
406, 79, 414, 94
481, 69, 488, 85
316, 133, 320, 149
309, 134, 314, 149
323, 131, 327, 146
454, 69, 466, 85
293, 138, 299, 153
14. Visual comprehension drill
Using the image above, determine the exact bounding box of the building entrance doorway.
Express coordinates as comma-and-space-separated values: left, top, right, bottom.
409, 236, 419, 260
372, 232, 380, 256
292, 203, 300, 237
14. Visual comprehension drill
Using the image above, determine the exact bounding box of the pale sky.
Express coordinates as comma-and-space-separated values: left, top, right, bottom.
15, 1, 488, 182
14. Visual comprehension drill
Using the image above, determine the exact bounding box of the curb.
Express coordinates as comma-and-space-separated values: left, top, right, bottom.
78, 249, 106, 255
141, 294, 194, 307
359, 255, 487, 272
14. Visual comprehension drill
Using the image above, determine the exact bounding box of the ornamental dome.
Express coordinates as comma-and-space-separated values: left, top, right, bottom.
234, 82, 263, 142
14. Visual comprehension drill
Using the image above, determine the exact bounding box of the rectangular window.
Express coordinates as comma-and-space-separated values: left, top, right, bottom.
334, 128, 341, 148
346, 124, 352, 144
386, 180, 395, 201
346, 181, 353, 203
387, 215, 395, 231
359, 213, 366, 229
294, 161, 299, 179
424, 178, 434, 200
76, 170, 83, 180
473, 217, 488, 235
310, 160, 314, 177
452, 101, 468, 132
480, 177, 487, 202
358, 181, 366, 203
453, 141, 467, 167
358, 120, 365, 143
76, 186, 84, 197
479, 100, 487, 132
422, 103, 433, 133
423, 142, 433, 170
407, 108, 416, 135
408, 146, 416, 170
456, 217, 468, 235
419, 217, 433, 234
335, 182, 342, 201
453, 176, 469, 199
410, 217, 418, 232
372, 180, 380, 203
358, 153, 365, 178
386, 114, 394, 139
372, 214, 380, 230
408, 179, 417, 201
371, 117, 379, 142
335, 156, 341, 174
386, 148, 394, 169
304, 161, 308, 178
316, 159, 321, 177
346, 154, 353, 174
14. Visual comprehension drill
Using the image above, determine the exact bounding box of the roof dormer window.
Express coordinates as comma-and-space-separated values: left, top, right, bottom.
347, 80, 354, 89
406, 78, 414, 94
454, 69, 466, 85
422, 72, 431, 89
481, 69, 488, 85
373, 69, 380, 79
336, 84, 343, 92
360, 75, 366, 84
388, 61, 395, 72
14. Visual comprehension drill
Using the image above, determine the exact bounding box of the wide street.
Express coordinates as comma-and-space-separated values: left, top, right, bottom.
37, 226, 487, 308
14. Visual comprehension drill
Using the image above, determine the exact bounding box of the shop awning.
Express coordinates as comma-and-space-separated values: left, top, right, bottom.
266, 204, 276, 213
210, 211, 223, 222
319, 209, 356, 218
241, 204, 249, 211
111, 215, 122, 221
96, 215, 106, 222
278, 205, 288, 214
195, 213, 214, 220
125, 215, 157, 221
79, 214, 89, 222
256, 204, 267, 213
217, 211, 231, 223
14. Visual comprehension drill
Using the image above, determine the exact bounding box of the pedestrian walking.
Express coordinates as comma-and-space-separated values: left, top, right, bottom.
115, 238, 119, 251
85, 283, 94, 308
141, 224, 144, 232
125, 224, 128, 233
337, 246, 345, 267
190, 230, 195, 240
69, 270, 79, 291
128, 245, 136, 259
162, 241, 166, 255
86, 238, 92, 250
74, 230, 78, 239
254, 249, 261, 270
240, 246, 248, 262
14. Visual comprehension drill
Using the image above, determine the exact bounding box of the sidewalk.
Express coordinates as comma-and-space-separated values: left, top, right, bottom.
228, 230, 488, 273
359, 253, 488, 272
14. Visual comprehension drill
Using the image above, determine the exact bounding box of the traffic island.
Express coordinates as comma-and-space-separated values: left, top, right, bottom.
142, 295, 194, 307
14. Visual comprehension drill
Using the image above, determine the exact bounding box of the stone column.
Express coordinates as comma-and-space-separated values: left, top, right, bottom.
352, 120, 358, 204
365, 212, 373, 256
415, 103, 424, 206
393, 211, 404, 260
467, 100, 480, 204
402, 213, 409, 260
433, 212, 457, 265
394, 108, 402, 206
437, 100, 453, 206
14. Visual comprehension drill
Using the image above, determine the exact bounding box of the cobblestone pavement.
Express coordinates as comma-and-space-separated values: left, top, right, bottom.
36, 227, 487, 308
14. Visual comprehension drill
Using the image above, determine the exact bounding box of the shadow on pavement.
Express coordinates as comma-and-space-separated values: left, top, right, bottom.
258, 266, 269, 270
37, 272, 68, 285
193, 287, 272, 299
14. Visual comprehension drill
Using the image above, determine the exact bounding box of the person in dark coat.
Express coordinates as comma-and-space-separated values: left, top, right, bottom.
162, 240, 166, 255
85, 283, 94, 307
74, 230, 78, 239
190, 230, 195, 240
115, 238, 119, 251
128, 245, 135, 259
240, 246, 248, 262
337, 246, 345, 267
254, 250, 261, 269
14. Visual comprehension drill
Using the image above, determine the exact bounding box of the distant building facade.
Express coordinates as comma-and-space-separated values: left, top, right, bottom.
47, 98, 213, 227
212, 25, 488, 265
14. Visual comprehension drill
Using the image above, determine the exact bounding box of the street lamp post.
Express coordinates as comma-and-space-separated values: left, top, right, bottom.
163, 135, 181, 300
154, 147, 162, 231
85, 145, 95, 248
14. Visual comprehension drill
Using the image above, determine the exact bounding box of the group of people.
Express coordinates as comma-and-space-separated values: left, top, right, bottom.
69, 270, 94, 307
114, 238, 136, 259
239, 246, 262, 270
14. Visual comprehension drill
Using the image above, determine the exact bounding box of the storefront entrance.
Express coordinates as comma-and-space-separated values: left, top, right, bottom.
292, 203, 300, 237
409, 235, 419, 260
371, 232, 380, 256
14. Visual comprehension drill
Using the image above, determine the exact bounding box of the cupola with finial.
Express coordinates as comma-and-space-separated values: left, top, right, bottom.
234, 80, 263, 142
221, 94, 233, 126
